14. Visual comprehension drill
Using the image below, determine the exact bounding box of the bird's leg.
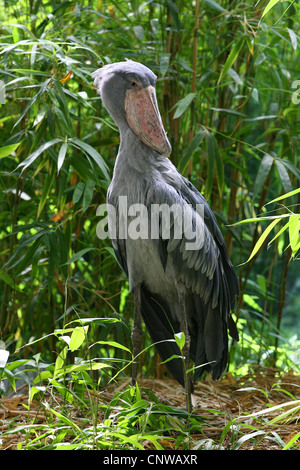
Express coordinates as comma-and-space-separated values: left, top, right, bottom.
177, 282, 193, 413
131, 284, 143, 386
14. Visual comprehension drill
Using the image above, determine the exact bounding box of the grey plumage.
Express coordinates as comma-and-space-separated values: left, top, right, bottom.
93, 60, 239, 392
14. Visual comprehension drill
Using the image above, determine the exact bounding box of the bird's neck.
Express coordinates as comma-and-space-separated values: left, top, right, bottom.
111, 125, 180, 193
116, 126, 157, 173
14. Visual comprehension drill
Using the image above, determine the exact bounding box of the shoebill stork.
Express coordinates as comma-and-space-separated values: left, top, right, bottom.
93, 60, 239, 411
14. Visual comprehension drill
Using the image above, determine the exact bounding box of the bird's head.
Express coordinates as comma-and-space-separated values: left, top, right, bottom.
92, 60, 171, 157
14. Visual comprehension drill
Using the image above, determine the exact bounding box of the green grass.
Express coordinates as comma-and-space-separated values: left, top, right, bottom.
1, 320, 300, 450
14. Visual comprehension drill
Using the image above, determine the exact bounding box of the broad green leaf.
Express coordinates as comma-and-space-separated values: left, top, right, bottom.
204, 0, 228, 13
245, 218, 281, 263
73, 181, 85, 203
13, 78, 51, 129
261, 0, 281, 18
59, 361, 109, 376
253, 154, 274, 197
287, 27, 297, 50
178, 129, 205, 174
166, 0, 180, 30
54, 346, 68, 378
12, 26, 20, 43
174, 331, 185, 350
218, 37, 245, 84
227, 67, 243, 85
173, 93, 196, 119
0, 142, 21, 159
68, 137, 110, 183
159, 53, 171, 77
275, 159, 292, 193
206, 138, 214, 200
233, 431, 266, 450
288, 215, 300, 256
265, 187, 300, 206
234, 214, 290, 227
17, 138, 62, 172
92, 340, 131, 354
37, 167, 56, 218
268, 218, 291, 247
243, 294, 263, 312
283, 431, 300, 450
69, 326, 88, 352
133, 25, 144, 40
63, 247, 96, 265
205, 131, 224, 197
47, 406, 81, 432
2, 368, 16, 392
57, 142, 68, 173
83, 179, 95, 213
0, 270, 15, 289
0, 349, 10, 369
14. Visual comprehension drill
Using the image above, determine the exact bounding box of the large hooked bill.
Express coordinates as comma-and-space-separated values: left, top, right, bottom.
125, 85, 172, 157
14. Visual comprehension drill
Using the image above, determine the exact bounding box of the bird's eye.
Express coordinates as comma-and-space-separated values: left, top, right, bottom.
130, 80, 137, 88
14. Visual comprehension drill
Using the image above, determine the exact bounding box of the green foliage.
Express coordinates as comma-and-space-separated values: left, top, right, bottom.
0, 1, 300, 450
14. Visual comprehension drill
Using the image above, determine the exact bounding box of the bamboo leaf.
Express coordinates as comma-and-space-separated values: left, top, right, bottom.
69, 326, 88, 352
275, 159, 292, 193
73, 182, 85, 204
261, 0, 281, 19
0, 349, 10, 369
57, 142, 68, 173
159, 53, 171, 77
63, 247, 96, 265
92, 340, 131, 354
253, 154, 274, 197
0, 142, 21, 159
268, 219, 291, 247
172, 93, 196, 119
178, 129, 205, 174
287, 27, 297, 50
68, 138, 110, 183
17, 138, 62, 172
265, 187, 300, 206
203, 0, 228, 13
82, 179, 95, 213
37, 167, 56, 218
166, 0, 180, 30
205, 131, 224, 197
174, 332, 185, 350
245, 218, 281, 263
218, 37, 245, 84
288, 215, 300, 257
13, 78, 51, 129
0, 270, 15, 289
54, 346, 68, 379
234, 214, 290, 226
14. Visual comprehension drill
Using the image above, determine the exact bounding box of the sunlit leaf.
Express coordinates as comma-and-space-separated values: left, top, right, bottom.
0, 142, 21, 159
244, 218, 281, 263
174, 331, 185, 350
261, 0, 281, 18
69, 326, 88, 351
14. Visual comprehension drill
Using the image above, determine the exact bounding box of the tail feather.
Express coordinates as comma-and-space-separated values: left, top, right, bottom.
140, 287, 185, 386
139, 286, 231, 386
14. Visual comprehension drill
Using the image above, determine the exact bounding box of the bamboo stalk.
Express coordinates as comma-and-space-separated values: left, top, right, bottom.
188, 0, 200, 177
